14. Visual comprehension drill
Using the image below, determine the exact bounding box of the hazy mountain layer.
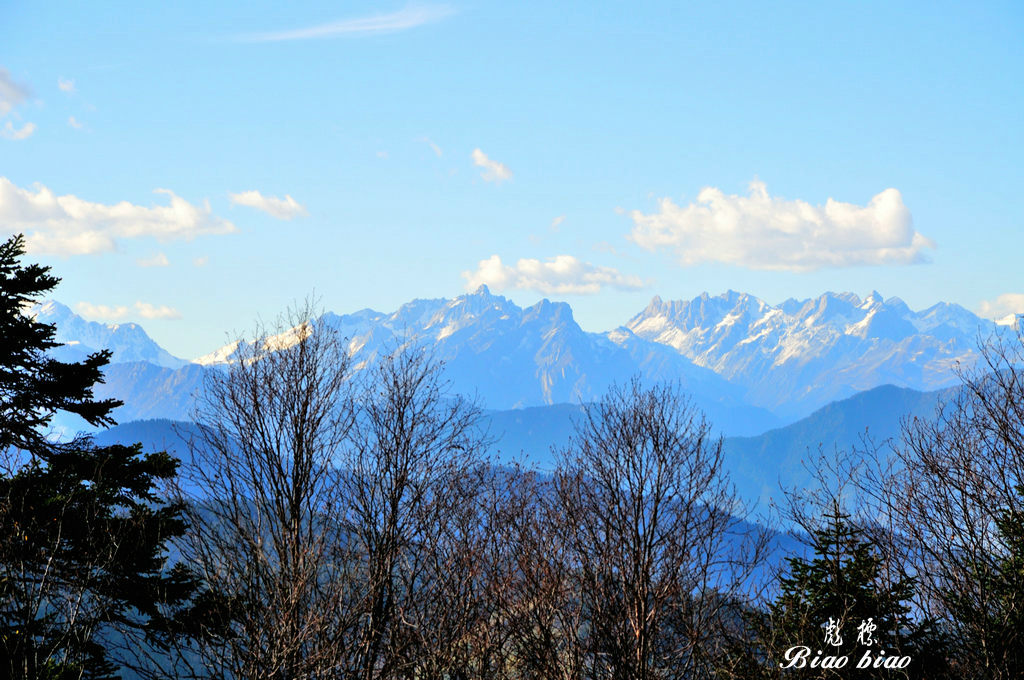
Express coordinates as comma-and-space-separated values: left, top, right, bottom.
94, 381, 949, 511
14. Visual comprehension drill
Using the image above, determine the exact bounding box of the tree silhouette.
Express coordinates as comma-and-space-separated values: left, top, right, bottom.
0, 234, 197, 679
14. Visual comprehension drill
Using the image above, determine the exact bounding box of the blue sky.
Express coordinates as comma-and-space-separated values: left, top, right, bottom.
1, 1, 1021, 358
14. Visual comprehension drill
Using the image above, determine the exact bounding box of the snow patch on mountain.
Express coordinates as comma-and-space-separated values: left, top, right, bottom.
627, 291, 997, 417
30, 300, 188, 369
37, 288, 1007, 432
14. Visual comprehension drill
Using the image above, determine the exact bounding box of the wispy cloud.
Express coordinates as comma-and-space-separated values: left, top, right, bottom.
193, 255, 209, 267
135, 302, 182, 320
420, 136, 442, 157
0, 68, 30, 116
137, 252, 170, 267
629, 180, 934, 272
0, 68, 36, 140
463, 254, 645, 295
58, 77, 75, 93
471, 148, 512, 183
549, 215, 565, 232
592, 241, 627, 257
0, 177, 237, 256
1, 120, 35, 140
67, 116, 83, 130
76, 300, 183, 321
237, 4, 453, 42
229, 190, 308, 220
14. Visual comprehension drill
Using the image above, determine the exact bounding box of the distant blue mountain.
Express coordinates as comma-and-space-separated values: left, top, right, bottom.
93, 380, 951, 514
721, 383, 953, 507
39, 287, 1017, 440
92, 418, 204, 457
484, 403, 583, 468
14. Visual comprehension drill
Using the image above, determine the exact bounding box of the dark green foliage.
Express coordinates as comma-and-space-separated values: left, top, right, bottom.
730, 505, 944, 679
0, 441, 196, 677
0, 234, 198, 678
0, 235, 120, 454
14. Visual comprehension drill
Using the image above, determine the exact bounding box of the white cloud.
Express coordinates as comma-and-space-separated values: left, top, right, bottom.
76, 302, 129, 320
471, 148, 512, 183
229, 190, 308, 220
76, 301, 182, 321
0, 67, 30, 116
193, 255, 209, 267
237, 4, 453, 42
68, 116, 83, 129
979, 293, 1024, 322
1, 120, 35, 140
550, 215, 565, 231
137, 252, 169, 267
628, 180, 935, 272
463, 254, 645, 295
58, 77, 75, 93
0, 177, 237, 256
135, 302, 183, 320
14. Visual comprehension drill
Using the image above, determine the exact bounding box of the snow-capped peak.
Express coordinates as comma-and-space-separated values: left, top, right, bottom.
29, 300, 188, 369
626, 290, 995, 418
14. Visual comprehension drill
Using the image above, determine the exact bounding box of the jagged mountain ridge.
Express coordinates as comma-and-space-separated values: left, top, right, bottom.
193, 287, 773, 433
37, 287, 1016, 432
626, 290, 1009, 417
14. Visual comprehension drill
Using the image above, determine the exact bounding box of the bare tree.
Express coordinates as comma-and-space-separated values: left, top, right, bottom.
177, 302, 357, 679
867, 330, 1024, 678
338, 345, 491, 679
502, 467, 588, 680
544, 378, 765, 679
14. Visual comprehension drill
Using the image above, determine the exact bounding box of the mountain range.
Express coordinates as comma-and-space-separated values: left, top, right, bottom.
626, 290, 1007, 417
92, 380, 950, 509
31, 288, 1016, 437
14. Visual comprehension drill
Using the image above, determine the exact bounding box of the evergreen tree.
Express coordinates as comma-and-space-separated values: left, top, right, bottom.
0, 236, 119, 454
0, 234, 198, 678
730, 504, 945, 679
